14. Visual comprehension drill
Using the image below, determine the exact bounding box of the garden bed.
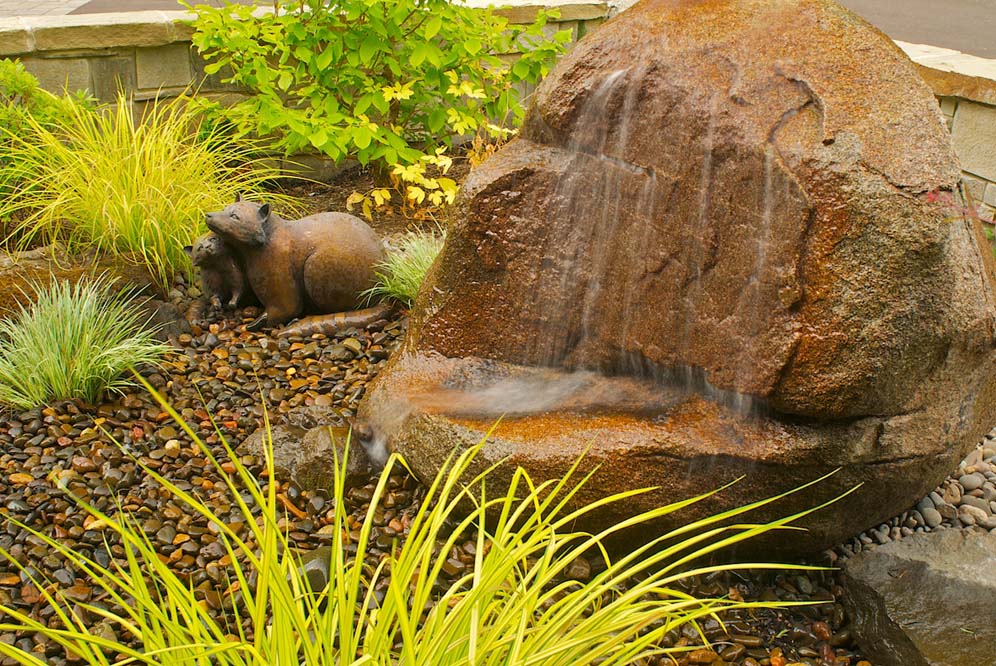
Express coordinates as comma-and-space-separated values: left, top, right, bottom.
282, 160, 471, 239
3, 157, 996, 666
0, 262, 874, 666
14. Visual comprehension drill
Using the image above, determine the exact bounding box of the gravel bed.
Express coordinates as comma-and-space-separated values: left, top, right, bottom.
829, 436, 996, 562
0, 287, 406, 663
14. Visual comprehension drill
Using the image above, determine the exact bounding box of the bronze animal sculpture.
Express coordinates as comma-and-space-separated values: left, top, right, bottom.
184, 232, 251, 311
205, 198, 385, 331
276, 303, 396, 338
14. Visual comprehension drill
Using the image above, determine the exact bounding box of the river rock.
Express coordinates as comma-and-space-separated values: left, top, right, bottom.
841, 529, 996, 666
296, 546, 333, 593
360, 0, 996, 554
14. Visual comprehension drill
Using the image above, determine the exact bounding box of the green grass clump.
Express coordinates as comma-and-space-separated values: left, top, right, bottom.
0, 91, 298, 290
0, 379, 836, 665
0, 275, 170, 410
364, 229, 445, 306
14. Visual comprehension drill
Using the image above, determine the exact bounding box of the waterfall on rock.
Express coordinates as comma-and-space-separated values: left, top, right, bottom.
360, 0, 996, 555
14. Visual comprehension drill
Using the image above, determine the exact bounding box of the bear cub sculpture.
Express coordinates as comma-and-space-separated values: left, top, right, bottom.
184, 232, 251, 311
205, 196, 385, 331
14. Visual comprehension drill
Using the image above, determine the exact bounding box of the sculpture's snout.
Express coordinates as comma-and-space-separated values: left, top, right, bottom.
204, 212, 220, 232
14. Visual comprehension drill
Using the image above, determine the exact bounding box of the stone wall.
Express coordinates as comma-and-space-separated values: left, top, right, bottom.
0, 5, 994, 204
900, 42, 996, 221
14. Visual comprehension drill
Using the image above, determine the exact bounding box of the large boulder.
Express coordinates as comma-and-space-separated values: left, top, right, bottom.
360, 0, 996, 554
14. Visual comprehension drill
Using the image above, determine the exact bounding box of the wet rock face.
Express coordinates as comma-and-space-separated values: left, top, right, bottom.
415, 0, 993, 418
363, 0, 996, 554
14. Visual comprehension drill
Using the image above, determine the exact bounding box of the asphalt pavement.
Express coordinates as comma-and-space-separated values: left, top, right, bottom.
838, 0, 996, 59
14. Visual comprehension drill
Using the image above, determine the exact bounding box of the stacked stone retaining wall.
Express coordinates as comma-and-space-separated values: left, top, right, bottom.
903, 42, 996, 221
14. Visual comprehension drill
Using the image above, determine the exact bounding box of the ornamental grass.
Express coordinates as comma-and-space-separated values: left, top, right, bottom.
0, 92, 298, 290
0, 275, 169, 410
364, 229, 446, 307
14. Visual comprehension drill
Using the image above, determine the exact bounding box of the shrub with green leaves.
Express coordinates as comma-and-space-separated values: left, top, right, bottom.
0, 91, 298, 289
0, 380, 836, 664
0, 275, 170, 410
0, 58, 94, 140
364, 229, 446, 306
184, 0, 569, 168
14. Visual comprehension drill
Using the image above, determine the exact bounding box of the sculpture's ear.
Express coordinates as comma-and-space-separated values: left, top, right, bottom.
183, 245, 193, 257
258, 203, 271, 222
235, 192, 243, 202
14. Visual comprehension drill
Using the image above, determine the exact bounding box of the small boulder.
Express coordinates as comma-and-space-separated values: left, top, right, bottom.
283, 404, 344, 430
242, 423, 307, 469
841, 529, 996, 666
241, 423, 370, 492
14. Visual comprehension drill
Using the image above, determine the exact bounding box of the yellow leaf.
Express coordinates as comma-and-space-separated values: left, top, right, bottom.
362, 199, 373, 221
407, 186, 426, 204
394, 163, 425, 184
461, 82, 486, 99
372, 188, 391, 206
345, 192, 366, 211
